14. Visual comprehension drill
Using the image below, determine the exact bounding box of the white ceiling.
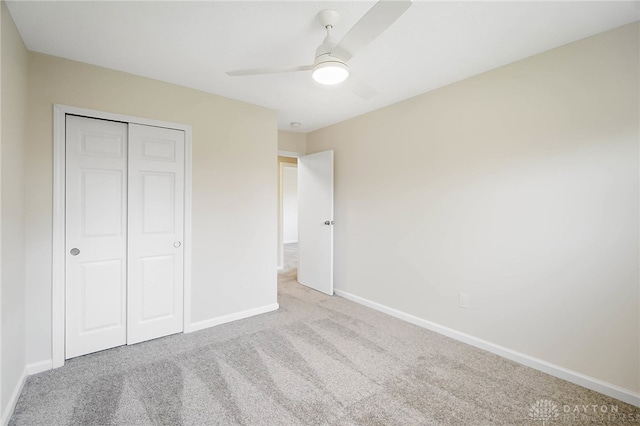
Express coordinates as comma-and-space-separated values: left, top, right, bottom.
7, 1, 639, 133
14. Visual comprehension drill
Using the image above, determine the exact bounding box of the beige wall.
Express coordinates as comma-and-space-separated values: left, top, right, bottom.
1, 0, 28, 417
307, 23, 639, 394
278, 130, 306, 154
25, 53, 278, 365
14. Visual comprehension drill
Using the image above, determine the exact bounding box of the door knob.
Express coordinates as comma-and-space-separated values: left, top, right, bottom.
70, 248, 80, 256
173, 241, 182, 248
324, 220, 334, 225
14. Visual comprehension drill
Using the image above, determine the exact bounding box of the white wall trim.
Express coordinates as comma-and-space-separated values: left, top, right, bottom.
0, 360, 49, 424
334, 289, 640, 408
188, 303, 279, 333
25, 360, 53, 376
182, 126, 194, 334
52, 104, 193, 367
52, 105, 65, 368
1, 368, 27, 426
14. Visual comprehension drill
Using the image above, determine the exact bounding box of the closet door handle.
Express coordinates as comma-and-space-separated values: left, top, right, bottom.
70, 248, 80, 256
173, 241, 182, 248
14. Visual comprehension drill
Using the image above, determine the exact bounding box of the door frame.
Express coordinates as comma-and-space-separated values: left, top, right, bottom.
52, 104, 193, 368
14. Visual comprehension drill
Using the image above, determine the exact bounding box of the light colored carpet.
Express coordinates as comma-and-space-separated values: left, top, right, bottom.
10, 246, 639, 425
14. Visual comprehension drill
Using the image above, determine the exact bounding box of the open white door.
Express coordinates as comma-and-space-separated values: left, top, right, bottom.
298, 150, 334, 295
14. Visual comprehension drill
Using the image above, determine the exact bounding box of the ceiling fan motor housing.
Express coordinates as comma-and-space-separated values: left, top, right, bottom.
315, 12, 341, 61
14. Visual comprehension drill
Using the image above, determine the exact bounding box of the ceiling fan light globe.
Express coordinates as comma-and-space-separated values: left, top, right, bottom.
312, 62, 349, 85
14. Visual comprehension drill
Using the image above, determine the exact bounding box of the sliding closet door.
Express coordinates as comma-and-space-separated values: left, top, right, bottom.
65, 115, 128, 359
127, 124, 185, 344
66, 116, 186, 359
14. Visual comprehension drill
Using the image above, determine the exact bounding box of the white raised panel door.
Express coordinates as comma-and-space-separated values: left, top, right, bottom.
298, 150, 334, 295
127, 124, 185, 344
65, 115, 128, 358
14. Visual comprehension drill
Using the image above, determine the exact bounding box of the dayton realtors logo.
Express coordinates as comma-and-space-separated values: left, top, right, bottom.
562, 403, 638, 423
529, 399, 639, 424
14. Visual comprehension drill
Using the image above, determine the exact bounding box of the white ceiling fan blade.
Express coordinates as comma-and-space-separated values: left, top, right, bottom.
331, 0, 413, 62
346, 73, 378, 100
227, 65, 313, 77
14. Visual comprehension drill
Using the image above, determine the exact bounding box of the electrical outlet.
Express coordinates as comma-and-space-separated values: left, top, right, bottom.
459, 293, 470, 309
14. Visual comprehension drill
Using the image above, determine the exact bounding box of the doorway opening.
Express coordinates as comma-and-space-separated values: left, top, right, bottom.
277, 150, 334, 296
278, 156, 298, 276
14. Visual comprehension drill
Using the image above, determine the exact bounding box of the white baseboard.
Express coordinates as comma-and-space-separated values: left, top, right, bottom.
1, 359, 54, 425
1, 368, 27, 426
26, 359, 52, 375
187, 303, 279, 333
334, 289, 640, 408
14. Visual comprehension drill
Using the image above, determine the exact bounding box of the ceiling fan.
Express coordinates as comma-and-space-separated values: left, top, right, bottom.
226, 0, 413, 100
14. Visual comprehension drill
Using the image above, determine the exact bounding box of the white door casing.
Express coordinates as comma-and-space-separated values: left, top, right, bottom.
58, 107, 192, 363
65, 115, 128, 358
54, 105, 193, 368
297, 150, 334, 295
127, 124, 185, 344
